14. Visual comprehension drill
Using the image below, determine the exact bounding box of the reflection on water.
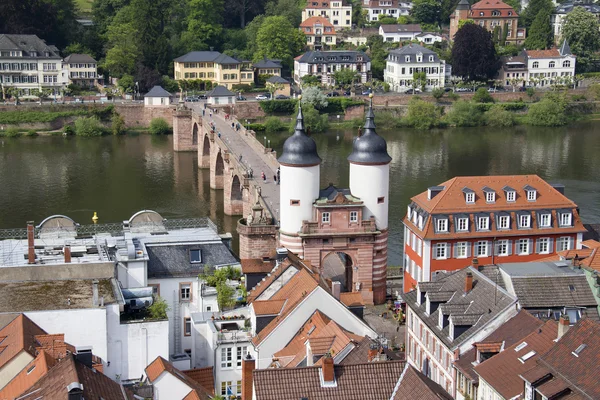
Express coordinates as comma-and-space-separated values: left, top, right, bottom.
1, 122, 600, 265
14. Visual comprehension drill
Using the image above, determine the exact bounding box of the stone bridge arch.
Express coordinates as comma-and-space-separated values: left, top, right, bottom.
210, 149, 224, 189
198, 133, 211, 169
224, 174, 244, 216
192, 122, 199, 145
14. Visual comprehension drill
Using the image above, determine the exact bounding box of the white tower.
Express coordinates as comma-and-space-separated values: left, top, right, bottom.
278, 99, 322, 254
348, 95, 391, 230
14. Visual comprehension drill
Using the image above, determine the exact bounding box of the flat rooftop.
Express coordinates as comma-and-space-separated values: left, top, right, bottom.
0, 278, 116, 312
497, 261, 585, 277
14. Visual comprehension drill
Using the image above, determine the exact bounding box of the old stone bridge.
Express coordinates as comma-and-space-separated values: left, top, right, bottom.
172, 105, 280, 259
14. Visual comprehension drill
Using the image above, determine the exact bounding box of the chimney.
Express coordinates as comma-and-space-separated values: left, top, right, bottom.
67, 382, 84, 400
331, 281, 341, 300
92, 280, 99, 307
75, 348, 93, 368
64, 245, 71, 263
241, 353, 255, 400
321, 354, 335, 385
27, 221, 35, 264
465, 272, 473, 293
367, 343, 379, 362
557, 314, 570, 340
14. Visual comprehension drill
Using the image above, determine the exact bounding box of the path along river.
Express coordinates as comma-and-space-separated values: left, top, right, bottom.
1, 122, 599, 265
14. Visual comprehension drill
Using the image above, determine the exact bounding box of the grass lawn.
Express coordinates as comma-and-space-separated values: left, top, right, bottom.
75, 0, 94, 15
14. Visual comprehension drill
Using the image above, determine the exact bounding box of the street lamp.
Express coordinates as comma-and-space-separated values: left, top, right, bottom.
264, 136, 267, 147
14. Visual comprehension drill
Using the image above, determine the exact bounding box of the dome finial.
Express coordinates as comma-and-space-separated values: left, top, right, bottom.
347, 94, 391, 165
277, 94, 321, 166
295, 95, 305, 133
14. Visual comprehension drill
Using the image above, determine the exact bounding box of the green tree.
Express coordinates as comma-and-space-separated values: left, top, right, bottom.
412, 71, 427, 91
458, 19, 474, 30
410, 0, 441, 25
561, 7, 600, 72
333, 68, 360, 86
485, 105, 515, 127
265, 0, 303, 27
75, 117, 105, 136
254, 16, 305, 68
149, 118, 172, 135
527, 93, 568, 126
182, 0, 225, 51
64, 43, 95, 57
524, 9, 553, 49
349, 0, 365, 27
216, 282, 236, 310
405, 97, 440, 129
397, 15, 413, 24
301, 86, 328, 109
243, 15, 265, 59
103, 13, 141, 77
111, 113, 126, 135
431, 88, 444, 100
444, 100, 483, 127
522, 0, 554, 28
366, 35, 388, 80
147, 296, 169, 319
118, 74, 135, 93
301, 75, 321, 87
451, 24, 500, 81
473, 87, 494, 103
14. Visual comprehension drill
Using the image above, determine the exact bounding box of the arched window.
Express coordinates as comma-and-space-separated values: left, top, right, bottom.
492, 10, 500, 16
563, 60, 571, 68
549, 61, 555, 68
532, 61, 539, 68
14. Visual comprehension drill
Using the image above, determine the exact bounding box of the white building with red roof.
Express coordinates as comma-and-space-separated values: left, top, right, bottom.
300, 16, 338, 50
402, 175, 587, 292
524, 41, 576, 87
302, 0, 353, 29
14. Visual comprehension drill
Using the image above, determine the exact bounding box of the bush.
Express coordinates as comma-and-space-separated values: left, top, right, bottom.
431, 88, 444, 100
63, 125, 75, 136
485, 105, 516, 127
75, 116, 105, 136
289, 103, 329, 133
586, 83, 600, 100
527, 94, 568, 126
447, 92, 459, 101
526, 87, 535, 98
90, 104, 115, 121
320, 97, 364, 114
147, 296, 169, 320
571, 94, 587, 102
26, 129, 38, 137
405, 98, 441, 129
472, 87, 494, 103
1, 127, 22, 137
247, 123, 266, 131
444, 101, 484, 127
232, 84, 253, 92
111, 113, 126, 135
149, 118, 171, 135
259, 99, 297, 115
264, 116, 286, 132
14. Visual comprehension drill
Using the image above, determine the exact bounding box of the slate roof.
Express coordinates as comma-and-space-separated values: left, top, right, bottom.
144, 85, 172, 98
474, 320, 558, 399
146, 243, 238, 279
174, 51, 240, 64
348, 98, 392, 165
317, 185, 356, 202
402, 267, 518, 350
206, 85, 235, 97
278, 103, 322, 166
380, 24, 422, 34
266, 75, 289, 84
0, 34, 61, 58
519, 319, 600, 399
296, 50, 370, 64
555, 2, 600, 14
20, 354, 131, 400
253, 361, 406, 400
391, 363, 453, 400
64, 53, 97, 63
146, 357, 211, 400
253, 58, 282, 69
388, 44, 440, 64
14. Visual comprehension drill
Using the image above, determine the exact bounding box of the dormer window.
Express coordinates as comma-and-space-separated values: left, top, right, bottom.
429, 55, 434, 62
507, 191, 515, 202
405, 56, 410, 62
559, 211, 572, 226
524, 185, 537, 201
407, 205, 412, 219
539, 213, 551, 228
486, 192, 495, 203
457, 217, 468, 232
519, 214, 531, 228
418, 215, 424, 229
190, 249, 202, 263
436, 218, 448, 232
477, 216, 489, 231
416, 53, 422, 62
463, 187, 475, 204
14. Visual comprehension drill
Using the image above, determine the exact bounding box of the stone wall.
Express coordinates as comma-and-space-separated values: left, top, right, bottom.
237, 221, 278, 260
172, 109, 195, 152
232, 102, 267, 120
113, 104, 174, 128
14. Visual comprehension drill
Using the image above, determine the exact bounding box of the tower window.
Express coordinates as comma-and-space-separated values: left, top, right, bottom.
322, 212, 331, 224
377, 197, 385, 204
290, 199, 300, 206
350, 211, 358, 223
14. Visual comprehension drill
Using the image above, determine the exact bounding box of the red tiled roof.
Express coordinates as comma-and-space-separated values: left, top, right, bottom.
407, 175, 586, 240
365, 0, 400, 8
339, 292, 364, 307
392, 363, 453, 400
146, 357, 212, 400
241, 258, 275, 274
582, 239, 600, 249
474, 320, 558, 399
300, 16, 337, 34
0, 314, 46, 369
470, 0, 518, 17
183, 367, 214, 395
0, 350, 53, 400
247, 259, 295, 303
525, 49, 561, 58
252, 299, 286, 316
304, 0, 350, 9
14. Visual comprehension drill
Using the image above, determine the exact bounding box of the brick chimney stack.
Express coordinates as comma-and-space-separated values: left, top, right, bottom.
241, 353, 255, 400
465, 271, 473, 293
557, 314, 570, 340
64, 245, 72, 263
27, 222, 35, 264
331, 281, 341, 300
321, 353, 335, 385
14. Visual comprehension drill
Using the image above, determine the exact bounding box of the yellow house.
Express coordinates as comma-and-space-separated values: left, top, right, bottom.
173, 51, 254, 90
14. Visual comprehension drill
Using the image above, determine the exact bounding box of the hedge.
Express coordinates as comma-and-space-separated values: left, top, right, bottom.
247, 123, 266, 131
259, 100, 297, 115
318, 98, 364, 114
0, 105, 115, 124
473, 102, 527, 112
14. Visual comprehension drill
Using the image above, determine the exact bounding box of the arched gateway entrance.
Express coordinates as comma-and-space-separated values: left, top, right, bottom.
321, 252, 354, 292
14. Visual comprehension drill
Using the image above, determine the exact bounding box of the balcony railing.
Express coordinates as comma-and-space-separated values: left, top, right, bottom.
217, 330, 251, 343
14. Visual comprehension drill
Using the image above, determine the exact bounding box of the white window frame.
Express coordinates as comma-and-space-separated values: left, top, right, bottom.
221, 347, 233, 368
527, 190, 536, 201
180, 283, 191, 301
485, 192, 495, 203
436, 218, 448, 233
496, 240, 509, 256
498, 215, 509, 229
539, 213, 551, 228
466, 192, 475, 203
350, 211, 358, 223
478, 217, 489, 231
322, 212, 331, 224
560, 213, 572, 226
457, 218, 468, 231
557, 236, 571, 251
538, 238, 550, 254
519, 214, 531, 228
455, 242, 468, 259
476, 241, 488, 257
435, 243, 448, 259
518, 239, 529, 255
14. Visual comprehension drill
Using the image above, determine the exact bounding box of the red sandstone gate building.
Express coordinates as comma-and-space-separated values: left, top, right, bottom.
402, 175, 586, 292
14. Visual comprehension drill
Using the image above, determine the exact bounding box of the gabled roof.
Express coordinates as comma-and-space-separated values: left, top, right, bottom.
339, 292, 364, 307
474, 320, 558, 399
520, 319, 600, 399
253, 58, 283, 69
182, 367, 215, 395
241, 258, 276, 274
391, 363, 453, 400
296, 50, 370, 64
266, 75, 289, 84
19, 354, 131, 400
144, 85, 172, 98
560, 40, 571, 56
0, 314, 49, 369
146, 357, 212, 400
174, 51, 240, 64
64, 53, 97, 63
0, 34, 61, 58
146, 243, 238, 279
253, 361, 406, 400
380, 24, 422, 34
300, 16, 336, 32
206, 85, 235, 97
525, 49, 561, 59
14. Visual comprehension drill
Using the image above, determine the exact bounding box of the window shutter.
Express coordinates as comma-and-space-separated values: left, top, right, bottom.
466, 242, 472, 258
494, 241, 499, 256
528, 239, 534, 255
507, 240, 513, 255
568, 237, 574, 250
535, 239, 541, 254
453, 242, 458, 258
548, 238, 554, 253
446, 243, 452, 258
487, 241, 492, 257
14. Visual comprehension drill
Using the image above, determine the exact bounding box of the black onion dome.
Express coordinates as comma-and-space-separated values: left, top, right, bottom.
347, 97, 392, 165
277, 102, 322, 166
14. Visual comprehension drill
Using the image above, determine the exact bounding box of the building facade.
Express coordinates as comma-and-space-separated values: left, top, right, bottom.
173, 51, 254, 89
524, 42, 576, 87
363, 0, 412, 22
302, 0, 353, 29
294, 50, 371, 86
384, 44, 446, 92
552, 1, 600, 43
277, 98, 390, 304
450, 0, 525, 44
300, 16, 338, 50
64, 53, 98, 88
0, 34, 67, 98
402, 175, 587, 292
379, 24, 423, 42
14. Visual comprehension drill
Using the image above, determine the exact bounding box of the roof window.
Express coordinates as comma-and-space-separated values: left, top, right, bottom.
524, 185, 537, 201
518, 351, 536, 363
463, 187, 475, 204
572, 344, 587, 357
483, 187, 495, 203
515, 342, 528, 351
190, 249, 202, 263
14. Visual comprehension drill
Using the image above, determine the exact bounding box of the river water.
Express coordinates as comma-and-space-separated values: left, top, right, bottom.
1, 123, 599, 265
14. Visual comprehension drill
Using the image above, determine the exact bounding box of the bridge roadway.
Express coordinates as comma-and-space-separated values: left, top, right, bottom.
190, 103, 281, 220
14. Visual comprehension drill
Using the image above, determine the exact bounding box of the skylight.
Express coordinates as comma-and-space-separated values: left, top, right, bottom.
514, 342, 528, 351
572, 344, 587, 357
518, 351, 536, 363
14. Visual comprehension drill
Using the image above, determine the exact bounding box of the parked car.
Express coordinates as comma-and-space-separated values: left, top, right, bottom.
237, 96, 247, 101
361, 89, 372, 95
455, 87, 471, 92
255, 94, 269, 100
185, 96, 199, 102
343, 90, 351, 96
275, 94, 290, 99
404, 88, 421, 94
198, 94, 207, 99
326, 91, 340, 97
444, 87, 453, 92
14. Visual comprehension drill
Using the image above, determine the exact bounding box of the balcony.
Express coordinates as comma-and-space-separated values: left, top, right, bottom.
217, 329, 251, 343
